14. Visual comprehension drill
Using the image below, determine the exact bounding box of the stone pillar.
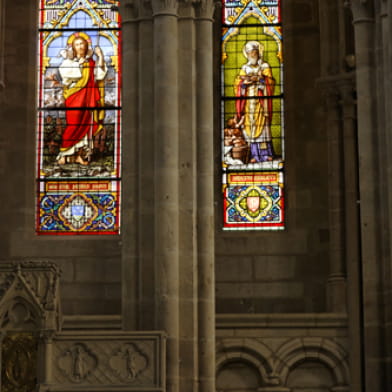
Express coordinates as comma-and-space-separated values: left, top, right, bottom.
195, 1, 216, 391
137, 0, 155, 331
151, 1, 180, 391
323, 85, 347, 313
177, 3, 198, 391
120, 0, 140, 331
317, 0, 348, 314
339, 77, 363, 392
350, 1, 383, 391
381, 2, 392, 387
41, 331, 55, 385
0, 0, 5, 90
0, 331, 5, 390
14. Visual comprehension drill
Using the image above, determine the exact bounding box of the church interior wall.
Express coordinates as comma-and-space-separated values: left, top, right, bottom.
0, 0, 122, 316
0, 0, 334, 319
7, 0, 392, 391
215, 0, 331, 315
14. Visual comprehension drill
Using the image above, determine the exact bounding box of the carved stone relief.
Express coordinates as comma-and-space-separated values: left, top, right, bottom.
0, 262, 61, 332
109, 343, 148, 382
58, 343, 97, 383
48, 333, 163, 389
1, 297, 39, 330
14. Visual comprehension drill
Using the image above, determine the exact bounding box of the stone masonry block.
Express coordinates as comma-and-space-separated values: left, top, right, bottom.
216, 282, 304, 299
216, 256, 253, 282
254, 256, 296, 281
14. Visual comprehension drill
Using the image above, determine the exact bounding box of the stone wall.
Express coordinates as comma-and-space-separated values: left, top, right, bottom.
216, 314, 349, 392
215, 0, 330, 314
0, 0, 121, 316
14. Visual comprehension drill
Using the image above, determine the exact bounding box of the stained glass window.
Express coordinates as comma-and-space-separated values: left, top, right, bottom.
221, 0, 284, 230
36, 0, 121, 235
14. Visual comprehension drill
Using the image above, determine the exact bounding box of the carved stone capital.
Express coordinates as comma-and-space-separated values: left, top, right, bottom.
39, 330, 56, 344
139, 0, 153, 19
121, 0, 153, 20
194, 0, 217, 19
120, 0, 140, 21
151, 0, 178, 15
346, 0, 374, 21
178, 0, 196, 18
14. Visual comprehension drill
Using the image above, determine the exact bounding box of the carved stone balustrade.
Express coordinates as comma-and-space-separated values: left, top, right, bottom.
39, 331, 165, 392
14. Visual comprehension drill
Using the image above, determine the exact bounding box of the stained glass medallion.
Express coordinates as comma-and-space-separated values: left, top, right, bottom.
221, 0, 284, 230
36, 0, 121, 234
224, 172, 284, 229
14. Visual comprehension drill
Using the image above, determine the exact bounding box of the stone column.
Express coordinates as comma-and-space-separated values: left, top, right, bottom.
350, 1, 382, 391
177, 3, 198, 391
0, 0, 5, 90
317, 0, 348, 314
0, 331, 5, 390
382, 2, 392, 388
40, 331, 55, 385
378, 2, 392, 388
151, 1, 180, 391
322, 85, 347, 313
195, 1, 216, 391
120, 0, 140, 331
137, 0, 155, 331
339, 78, 363, 392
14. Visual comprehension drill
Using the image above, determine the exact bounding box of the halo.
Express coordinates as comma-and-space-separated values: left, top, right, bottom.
242, 41, 264, 59
67, 32, 92, 47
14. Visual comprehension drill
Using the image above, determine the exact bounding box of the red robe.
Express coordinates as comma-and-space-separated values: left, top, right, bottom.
60, 58, 104, 152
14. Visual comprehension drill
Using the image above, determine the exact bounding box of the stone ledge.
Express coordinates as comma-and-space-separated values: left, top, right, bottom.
62, 315, 122, 331
216, 313, 348, 329
62, 313, 348, 330
39, 386, 164, 392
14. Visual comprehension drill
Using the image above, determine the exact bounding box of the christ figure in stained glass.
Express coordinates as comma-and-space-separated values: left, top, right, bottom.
234, 41, 275, 163
57, 33, 107, 166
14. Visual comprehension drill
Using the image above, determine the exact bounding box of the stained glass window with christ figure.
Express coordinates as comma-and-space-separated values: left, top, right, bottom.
36, 0, 121, 234
221, 0, 284, 230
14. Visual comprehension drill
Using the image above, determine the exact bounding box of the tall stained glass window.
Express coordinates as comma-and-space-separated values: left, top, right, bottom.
221, 0, 284, 230
36, 0, 121, 235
